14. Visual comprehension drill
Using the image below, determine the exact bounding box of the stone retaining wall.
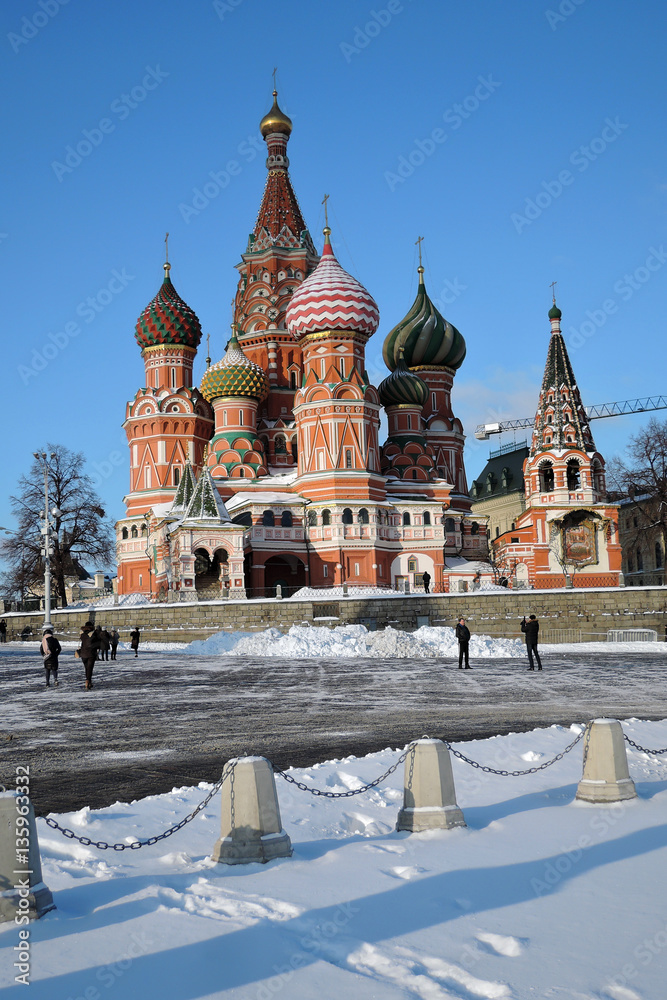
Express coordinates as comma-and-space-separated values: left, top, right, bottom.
2, 587, 667, 644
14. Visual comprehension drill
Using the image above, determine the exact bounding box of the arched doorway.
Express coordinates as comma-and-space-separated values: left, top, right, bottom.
264, 554, 306, 597
194, 547, 229, 598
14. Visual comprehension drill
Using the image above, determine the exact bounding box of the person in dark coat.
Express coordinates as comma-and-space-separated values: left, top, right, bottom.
100, 628, 111, 661
521, 614, 542, 670
0, 619, 6, 642
79, 621, 102, 690
40, 627, 61, 687
422, 571, 431, 594
110, 628, 120, 660
130, 626, 140, 658
455, 616, 471, 669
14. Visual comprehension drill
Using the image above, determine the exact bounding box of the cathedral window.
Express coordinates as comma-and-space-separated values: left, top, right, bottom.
131, 526, 138, 538
471, 522, 480, 535
412, 470, 418, 479
345, 449, 353, 469
122, 527, 128, 540
408, 557, 417, 573
223, 411, 228, 426
406, 414, 412, 430
323, 564, 328, 577
317, 450, 325, 470
174, 467, 180, 486
432, 393, 437, 411
358, 508, 369, 524
290, 370, 297, 389
145, 467, 152, 488
342, 508, 353, 525
322, 509, 331, 525
307, 509, 317, 527
239, 410, 244, 425
403, 512, 411, 526
141, 524, 147, 536
423, 511, 431, 525
281, 510, 293, 527
262, 510, 275, 526
354, 563, 360, 576
445, 517, 455, 532
171, 368, 176, 387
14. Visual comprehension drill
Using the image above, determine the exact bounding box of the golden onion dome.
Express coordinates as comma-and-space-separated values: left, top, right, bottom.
260, 90, 293, 137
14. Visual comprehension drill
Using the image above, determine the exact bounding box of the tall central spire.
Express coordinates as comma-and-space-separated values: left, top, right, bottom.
530, 300, 596, 455
251, 88, 315, 254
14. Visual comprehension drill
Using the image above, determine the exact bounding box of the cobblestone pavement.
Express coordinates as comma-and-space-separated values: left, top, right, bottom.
2, 646, 666, 814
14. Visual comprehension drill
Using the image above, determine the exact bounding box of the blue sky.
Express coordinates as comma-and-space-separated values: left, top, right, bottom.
1, 0, 665, 554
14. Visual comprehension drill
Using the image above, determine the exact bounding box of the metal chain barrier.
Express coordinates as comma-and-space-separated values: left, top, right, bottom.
623, 734, 667, 756
44, 761, 236, 851
273, 741, 419, 798
443, 730, 585, 776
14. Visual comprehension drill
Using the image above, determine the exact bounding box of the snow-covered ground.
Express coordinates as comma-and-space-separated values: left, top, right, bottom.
1, 720, 666, 998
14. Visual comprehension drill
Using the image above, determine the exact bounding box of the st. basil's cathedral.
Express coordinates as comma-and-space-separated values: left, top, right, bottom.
115, 90, 621, 598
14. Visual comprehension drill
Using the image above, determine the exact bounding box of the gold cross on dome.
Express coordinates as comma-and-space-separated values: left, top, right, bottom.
164, 232, 169, 263
549, 280, 557, 303
272, 67, 277, 92
322, 193, 330, 228
415, 235, 424, 268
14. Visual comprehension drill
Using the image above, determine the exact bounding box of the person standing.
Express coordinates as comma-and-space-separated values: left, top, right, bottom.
0, 619, 6, 642
455, 616, 471, 669
130, 626, 140, 658
422, 570, 431, 594
521, 614, 543, 670
40, 627, 61, 687
110, 627, 120, 660
100, 628, 111, 661
79, 621, 102, 690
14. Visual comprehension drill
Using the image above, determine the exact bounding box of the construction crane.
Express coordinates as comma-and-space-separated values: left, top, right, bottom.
474, 395, 667, 440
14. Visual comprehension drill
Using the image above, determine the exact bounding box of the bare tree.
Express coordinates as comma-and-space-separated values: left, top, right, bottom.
608, 417, 667, 562
0, 444, 115, 605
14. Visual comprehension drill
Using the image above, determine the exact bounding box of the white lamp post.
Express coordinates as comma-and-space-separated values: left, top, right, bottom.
33, 452, 59, 629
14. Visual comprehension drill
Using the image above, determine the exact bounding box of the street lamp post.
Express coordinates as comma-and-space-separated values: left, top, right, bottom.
33, 451, 60, 630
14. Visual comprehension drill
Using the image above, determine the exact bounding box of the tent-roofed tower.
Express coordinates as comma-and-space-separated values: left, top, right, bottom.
232, 86, 319, 469
493, 298, 621, 589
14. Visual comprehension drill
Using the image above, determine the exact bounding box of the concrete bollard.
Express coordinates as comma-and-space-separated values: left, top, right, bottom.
396, 739, 466, 832
275, 585, 282, 600
211, 757, 292, 865
576, 719, 637, 803
0, 792, 55, 922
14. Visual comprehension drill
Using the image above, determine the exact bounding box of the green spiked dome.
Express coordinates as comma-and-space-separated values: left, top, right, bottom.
135, 263, 203, 351
378, 351, 429, 407
382, 268, 466, 371
200, 328, 269, 402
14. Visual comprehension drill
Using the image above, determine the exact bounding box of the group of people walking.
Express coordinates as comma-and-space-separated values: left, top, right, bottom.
37, 623, 141, 690
455, 614, 543, 670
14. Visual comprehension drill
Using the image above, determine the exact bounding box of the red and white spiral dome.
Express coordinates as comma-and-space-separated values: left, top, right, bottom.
286, 232, 379, 340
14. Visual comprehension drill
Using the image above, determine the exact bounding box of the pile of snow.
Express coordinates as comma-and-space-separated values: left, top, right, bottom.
185, 623, 525, 658
3, 720, 667, 998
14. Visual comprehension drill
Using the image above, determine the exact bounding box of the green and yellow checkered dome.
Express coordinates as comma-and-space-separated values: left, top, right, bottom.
200, 328, 269, 402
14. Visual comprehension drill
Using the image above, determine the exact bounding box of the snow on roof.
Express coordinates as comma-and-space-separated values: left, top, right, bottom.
225, 491, 300, 510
